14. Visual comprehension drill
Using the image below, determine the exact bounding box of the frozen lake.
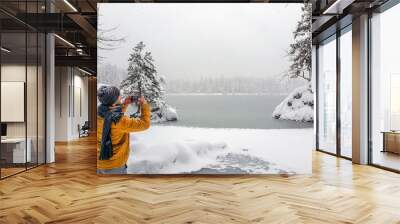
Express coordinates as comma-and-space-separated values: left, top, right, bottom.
161, 94, 313, 129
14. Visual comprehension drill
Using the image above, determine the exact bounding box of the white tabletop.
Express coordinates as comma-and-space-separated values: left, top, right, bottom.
1, 138, 27, 143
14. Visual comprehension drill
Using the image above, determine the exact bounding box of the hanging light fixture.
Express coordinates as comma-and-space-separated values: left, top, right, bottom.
54, 34, 75, 48
78, 67, 93, 76
1, 47, 11, 53
63, 0, 78, 12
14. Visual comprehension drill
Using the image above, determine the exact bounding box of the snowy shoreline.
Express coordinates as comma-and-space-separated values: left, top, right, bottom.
166, 92, 290, 96
128, 126, 313, 174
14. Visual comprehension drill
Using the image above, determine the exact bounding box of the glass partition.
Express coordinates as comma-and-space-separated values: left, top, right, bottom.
1, 31, 28, 177
0, 2, 46, 179
38, 32, 46, 165
26, 0, 43, 169
27, 31, 38, 169
317, 35, 337, 154
370, 3, 400, 171
339, 27, 352, 158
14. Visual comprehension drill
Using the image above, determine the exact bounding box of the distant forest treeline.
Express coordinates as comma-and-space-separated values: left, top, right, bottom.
165, 77, 305, 94
98, 63, 307, 94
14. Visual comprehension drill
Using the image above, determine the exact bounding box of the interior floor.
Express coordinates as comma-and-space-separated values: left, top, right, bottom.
372, 150, 400, 171
0, 167, 25, 178
0, 135, 399, 223
0, 162, 45, 178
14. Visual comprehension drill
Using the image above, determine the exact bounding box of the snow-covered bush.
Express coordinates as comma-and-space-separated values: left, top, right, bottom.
272, 85, 313, 122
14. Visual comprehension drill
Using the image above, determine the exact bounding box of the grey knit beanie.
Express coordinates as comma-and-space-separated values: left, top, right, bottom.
97, 85, 120, 105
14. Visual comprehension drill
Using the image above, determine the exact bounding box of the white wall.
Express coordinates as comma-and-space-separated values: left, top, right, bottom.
55, 66, 89, 141
1, 65, 26, 138
71, 72, 89, 138
55, 66, 68, 141
1, 63, 47, 164
1, 65, 40, 137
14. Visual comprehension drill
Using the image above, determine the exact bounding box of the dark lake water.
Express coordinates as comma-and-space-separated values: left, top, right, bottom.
158, 94, 312, 129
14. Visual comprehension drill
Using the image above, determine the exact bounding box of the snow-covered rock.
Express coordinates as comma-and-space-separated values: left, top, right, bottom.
161, 105, 178, 121
151, 104, 178, 123
272, 85, 313, 122
126, 103, 178, 123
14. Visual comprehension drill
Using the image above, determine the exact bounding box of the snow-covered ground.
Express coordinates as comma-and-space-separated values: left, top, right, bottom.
167, 93, 289, 96
128, 126, 313, 174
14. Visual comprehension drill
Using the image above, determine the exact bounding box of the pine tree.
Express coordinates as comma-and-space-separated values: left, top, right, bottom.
120, 41, 165, 107
286, 3, 312, 82
272, 3, 314, 122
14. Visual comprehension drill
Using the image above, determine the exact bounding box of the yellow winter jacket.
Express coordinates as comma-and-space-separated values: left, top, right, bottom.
97, 103, 151, 170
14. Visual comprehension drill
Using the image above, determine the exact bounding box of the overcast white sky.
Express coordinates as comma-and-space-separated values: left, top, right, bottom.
98, 3, 303, 80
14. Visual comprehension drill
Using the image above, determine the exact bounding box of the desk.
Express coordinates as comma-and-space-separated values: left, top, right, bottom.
381, 131, 400, 155
1, 138, 31, 163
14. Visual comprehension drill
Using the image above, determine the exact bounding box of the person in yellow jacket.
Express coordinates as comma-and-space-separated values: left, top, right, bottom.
97, 85, 150, 174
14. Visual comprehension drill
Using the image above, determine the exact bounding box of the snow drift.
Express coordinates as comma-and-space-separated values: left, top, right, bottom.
272, 85, 313, 122
128, 139, 227, 174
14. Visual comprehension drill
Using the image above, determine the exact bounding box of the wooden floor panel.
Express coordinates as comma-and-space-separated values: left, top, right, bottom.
1, 136, 400, 223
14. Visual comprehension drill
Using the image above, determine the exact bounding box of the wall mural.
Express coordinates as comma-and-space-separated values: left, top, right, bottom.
97, 3, 313, 174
